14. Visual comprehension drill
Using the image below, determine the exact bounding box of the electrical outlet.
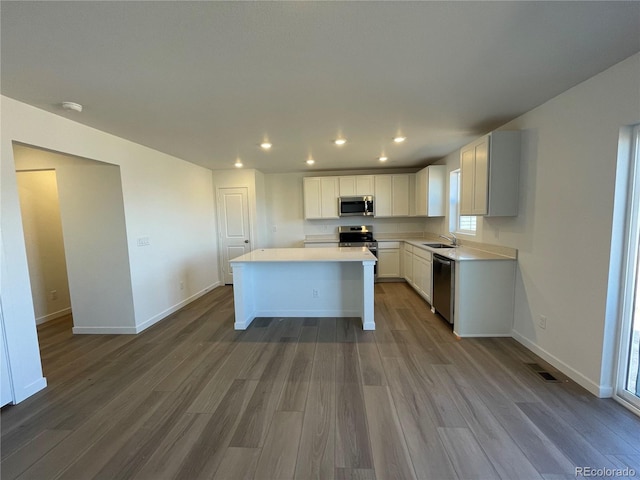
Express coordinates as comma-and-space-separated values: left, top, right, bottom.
137, 236, 150, 247
272, 225, 277, 233
49, 290, 58, 301
538, 315, 547, 330
180, 281, 185, 290
312, 289, 319, 298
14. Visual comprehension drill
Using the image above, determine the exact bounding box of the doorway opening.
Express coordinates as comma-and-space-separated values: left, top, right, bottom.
13, 143, 136, 373
16, 167, 73, 377
16, 169, 72, 326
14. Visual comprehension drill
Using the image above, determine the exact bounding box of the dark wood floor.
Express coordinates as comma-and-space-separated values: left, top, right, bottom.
2, 283, 639, 480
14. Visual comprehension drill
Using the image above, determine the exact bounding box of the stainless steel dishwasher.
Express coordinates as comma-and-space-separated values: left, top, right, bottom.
432, 254, 455, 324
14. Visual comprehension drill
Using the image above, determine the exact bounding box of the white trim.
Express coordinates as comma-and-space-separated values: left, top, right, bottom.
449, 169, 477, 236
613, 392, 640, 417
512, 330, 612, 398
36, 307, 71, 325
256, 309, 361, 318
456, 332, 512, 338
235, 309, 363, 330
73, 326, 138, 334
614, 124, 640, 411
134, 282, 222, 333
71, 282, 222, 334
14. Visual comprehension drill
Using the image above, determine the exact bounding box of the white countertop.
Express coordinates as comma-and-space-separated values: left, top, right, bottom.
303, 236, 516, 261
403, 239, 515, 261
230, 247, 377, 263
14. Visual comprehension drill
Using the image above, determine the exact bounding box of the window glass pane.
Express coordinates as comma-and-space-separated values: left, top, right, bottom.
450, 169, 477, 234
459, 215, 477, 232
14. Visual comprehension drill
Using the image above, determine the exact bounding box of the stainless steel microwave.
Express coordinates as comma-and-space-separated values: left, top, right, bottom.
339, 196, 374, 217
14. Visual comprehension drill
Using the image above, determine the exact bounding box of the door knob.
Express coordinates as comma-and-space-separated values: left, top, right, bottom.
244, 240, 249, 243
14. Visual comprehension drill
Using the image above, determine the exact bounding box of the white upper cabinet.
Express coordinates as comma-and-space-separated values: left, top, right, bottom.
460, 131, 521, 216
339, 175, 374, 196
304, 173, 412, 219
415, 165, 446, 217
374, 174, 410, 217
374, 175, 392, 217
303, 176, 339, 219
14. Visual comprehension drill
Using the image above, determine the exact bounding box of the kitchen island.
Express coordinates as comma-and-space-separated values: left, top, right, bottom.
230, 247, 377, 330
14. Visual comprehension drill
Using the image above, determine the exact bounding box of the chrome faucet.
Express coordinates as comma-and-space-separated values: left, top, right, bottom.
439, 233, 458, 246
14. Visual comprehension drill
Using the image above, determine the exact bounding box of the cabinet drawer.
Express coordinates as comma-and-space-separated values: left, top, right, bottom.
413, 247, 432, 261
379, 241, 400, 249
404, 243, 414, 254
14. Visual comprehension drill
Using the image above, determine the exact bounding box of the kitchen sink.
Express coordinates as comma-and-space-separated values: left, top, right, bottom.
423, 243, 457, 248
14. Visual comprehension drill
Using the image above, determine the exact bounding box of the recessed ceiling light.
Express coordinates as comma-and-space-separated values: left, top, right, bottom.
378, 156, 388, 162
393, 136, 406, 143
306, 158, 315, 165
61, 101, 83, 112
234, 159, 243, 168
334, 138, 347, 146
260, 142, 272, 150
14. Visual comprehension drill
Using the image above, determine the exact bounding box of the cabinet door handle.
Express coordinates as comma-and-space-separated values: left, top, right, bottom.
244, 240, 249, 244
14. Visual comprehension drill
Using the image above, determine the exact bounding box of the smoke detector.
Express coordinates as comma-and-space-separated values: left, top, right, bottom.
61, 101, 83, 113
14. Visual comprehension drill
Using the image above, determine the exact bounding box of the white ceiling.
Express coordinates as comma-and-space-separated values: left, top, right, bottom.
2, 1, 639, 173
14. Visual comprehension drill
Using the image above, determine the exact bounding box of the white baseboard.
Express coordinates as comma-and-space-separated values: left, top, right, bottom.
134, 282, 222, 334
456, 332, 512, 338
511, 329, 612, 398
255, 309, 360, 318
36, 307, 72, 325
73, 325, 138, 334
234, 309, 363, 330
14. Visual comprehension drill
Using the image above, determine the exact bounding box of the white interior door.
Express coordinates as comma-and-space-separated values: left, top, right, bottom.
218, 187, 252, 285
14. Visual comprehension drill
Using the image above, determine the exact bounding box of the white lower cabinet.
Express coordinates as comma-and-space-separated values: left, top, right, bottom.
412, 248, 432, 304
377, 242, 401, 278
403, 244, 414, 285
403, 243, 433, 304
454, 260, 516, 337
401, 242, 517, 337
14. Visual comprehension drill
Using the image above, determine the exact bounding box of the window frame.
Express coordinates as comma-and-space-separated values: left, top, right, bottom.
450, 169, 477, 236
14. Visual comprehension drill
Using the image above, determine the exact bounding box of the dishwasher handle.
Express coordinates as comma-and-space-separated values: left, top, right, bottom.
433, 254, 451, 266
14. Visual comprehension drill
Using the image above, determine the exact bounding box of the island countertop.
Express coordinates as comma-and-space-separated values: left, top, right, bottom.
229, 247, 376, 330
230, 247, 377, 263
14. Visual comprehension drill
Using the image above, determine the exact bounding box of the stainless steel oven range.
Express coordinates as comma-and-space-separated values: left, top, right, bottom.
338, 226, 378, 278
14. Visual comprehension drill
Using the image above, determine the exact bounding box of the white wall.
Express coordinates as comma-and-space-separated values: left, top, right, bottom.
16, 170, 72, 324
57, 163, 136, 333
428, 53, 640, 396
264, 172, 305, 247
1, 95, 219, 402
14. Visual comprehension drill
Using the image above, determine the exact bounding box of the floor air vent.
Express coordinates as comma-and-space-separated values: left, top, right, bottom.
526, 363, 560, 382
